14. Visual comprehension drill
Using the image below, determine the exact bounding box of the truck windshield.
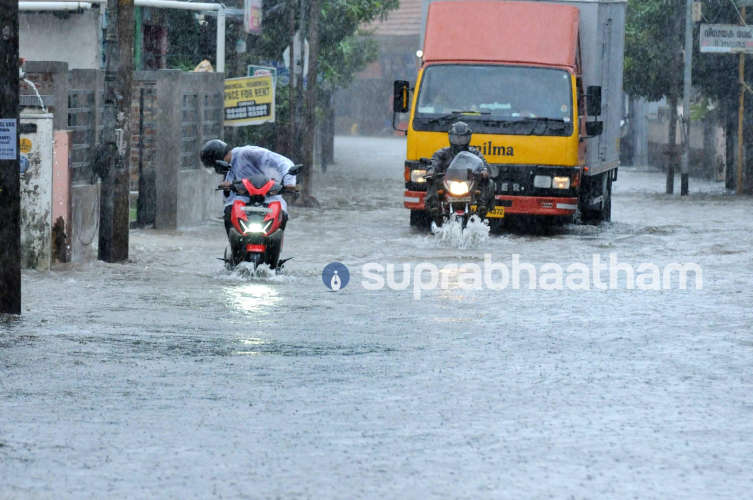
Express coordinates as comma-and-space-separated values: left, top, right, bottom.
413, 64, 573, 136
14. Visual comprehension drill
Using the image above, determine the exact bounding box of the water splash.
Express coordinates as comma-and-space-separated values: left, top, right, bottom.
431, 214, 490, 249
216, 261, 299, 283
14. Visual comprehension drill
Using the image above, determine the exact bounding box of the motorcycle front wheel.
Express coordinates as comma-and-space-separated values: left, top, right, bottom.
249, 252, 264, 270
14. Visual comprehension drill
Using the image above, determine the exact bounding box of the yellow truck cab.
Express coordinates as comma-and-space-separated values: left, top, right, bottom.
395, 0, 626, 227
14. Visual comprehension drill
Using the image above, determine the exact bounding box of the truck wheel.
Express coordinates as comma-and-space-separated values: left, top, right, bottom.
410, 210, 431, 230
579, 173, 611, 225
603, 175, 612, 222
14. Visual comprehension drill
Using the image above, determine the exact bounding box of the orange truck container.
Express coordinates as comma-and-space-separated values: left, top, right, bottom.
395, 0, 626, 227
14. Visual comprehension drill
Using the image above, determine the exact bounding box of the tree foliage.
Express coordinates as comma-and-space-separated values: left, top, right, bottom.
625, 0, 748, 103
692, 1, 747, 104
254, 0, 398, 88
624, 0, 685, 101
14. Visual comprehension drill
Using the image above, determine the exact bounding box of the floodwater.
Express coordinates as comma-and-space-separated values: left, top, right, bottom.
2, 136, 752, 498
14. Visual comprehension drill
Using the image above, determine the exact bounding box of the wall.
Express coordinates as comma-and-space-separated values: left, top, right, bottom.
178, 169, 223, 227
21, 62, 225, 261
644, 101, 725, 179
20, 10, 101, 70
52, 130, 72, 263
149, 70, 225, 228
20, 112, 54, 270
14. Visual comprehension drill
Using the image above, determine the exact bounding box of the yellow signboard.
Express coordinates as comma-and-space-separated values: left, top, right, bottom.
224, 75, 275, 127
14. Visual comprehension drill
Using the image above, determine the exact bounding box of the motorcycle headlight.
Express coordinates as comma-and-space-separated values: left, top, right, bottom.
446, 180, 471, 196
410, 169, 427, 183
239, 219, 271, 235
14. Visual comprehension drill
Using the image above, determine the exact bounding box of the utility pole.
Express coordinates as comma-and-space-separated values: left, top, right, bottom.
737, 7, 747, 195
288, 0, 296, 159
680, 0, 693, 196
302, 0, 320, 206
98, 0, 134, 262
0, 0, 21, 314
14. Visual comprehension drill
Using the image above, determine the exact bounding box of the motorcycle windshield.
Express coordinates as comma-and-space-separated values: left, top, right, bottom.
445, 151, 484, 181
247, 171, 270, 190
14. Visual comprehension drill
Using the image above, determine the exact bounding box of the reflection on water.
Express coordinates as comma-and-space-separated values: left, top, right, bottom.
234, 337, 266, 356
224, 283, 280, 315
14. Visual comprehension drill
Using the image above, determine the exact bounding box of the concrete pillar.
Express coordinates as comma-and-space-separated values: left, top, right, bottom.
20, 112, 54, 270
632, 97, 649, 167
154, 70, 181, 229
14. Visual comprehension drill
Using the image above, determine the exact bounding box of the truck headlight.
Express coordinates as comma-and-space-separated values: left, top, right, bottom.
410, 169, 427, 183
533, 175, 552, 188
552, 176, 571, 189
446, 180, 471, 196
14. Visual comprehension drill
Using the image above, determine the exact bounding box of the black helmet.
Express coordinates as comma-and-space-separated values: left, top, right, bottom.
200, 139, 231, 171
448, 121, 472, 148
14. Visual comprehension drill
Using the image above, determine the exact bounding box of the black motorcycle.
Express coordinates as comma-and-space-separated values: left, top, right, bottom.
425, 151, 496, 227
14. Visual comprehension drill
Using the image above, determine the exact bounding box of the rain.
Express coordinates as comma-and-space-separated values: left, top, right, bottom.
2, 0, 753, 498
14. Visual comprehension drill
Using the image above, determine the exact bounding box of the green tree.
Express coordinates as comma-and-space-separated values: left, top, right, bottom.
625, 0, 753, 192
624, 0, 686, 191
691, 1, 751, 192
236, 1, 398, 177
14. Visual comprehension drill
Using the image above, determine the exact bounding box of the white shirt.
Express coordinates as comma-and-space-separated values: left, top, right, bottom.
224, 146, 296, 213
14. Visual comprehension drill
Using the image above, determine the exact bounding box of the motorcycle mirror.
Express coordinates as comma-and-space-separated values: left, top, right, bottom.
287, 164, 303, 176
214, 160, 231, 175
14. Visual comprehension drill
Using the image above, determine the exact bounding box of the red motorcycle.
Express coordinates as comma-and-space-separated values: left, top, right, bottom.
220, 165, 302, 270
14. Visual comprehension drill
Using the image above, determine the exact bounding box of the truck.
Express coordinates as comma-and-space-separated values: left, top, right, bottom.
394, 0, 626, 228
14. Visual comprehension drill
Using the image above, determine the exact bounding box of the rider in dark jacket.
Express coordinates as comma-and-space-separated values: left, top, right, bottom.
425, 121, 495, 220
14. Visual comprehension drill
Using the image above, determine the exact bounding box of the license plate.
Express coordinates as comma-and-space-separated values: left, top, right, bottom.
486, 206, 505, 218
471, 205, 505, 218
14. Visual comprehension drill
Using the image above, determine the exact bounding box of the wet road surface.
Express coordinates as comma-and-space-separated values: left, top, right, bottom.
2, 136, 752, 498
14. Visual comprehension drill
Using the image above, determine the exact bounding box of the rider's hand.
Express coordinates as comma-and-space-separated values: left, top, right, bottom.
219, 181, 231, 189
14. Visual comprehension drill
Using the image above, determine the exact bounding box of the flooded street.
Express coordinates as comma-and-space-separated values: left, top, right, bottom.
2, 136, 753, 498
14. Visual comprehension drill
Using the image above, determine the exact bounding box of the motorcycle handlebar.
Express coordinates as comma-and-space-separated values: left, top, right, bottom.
217, 182, 299, 194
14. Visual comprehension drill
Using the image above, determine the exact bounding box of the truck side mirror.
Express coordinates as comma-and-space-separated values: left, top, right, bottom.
587, 86, 602, 116
393, 80, 410, 113
586, 121, 603, 136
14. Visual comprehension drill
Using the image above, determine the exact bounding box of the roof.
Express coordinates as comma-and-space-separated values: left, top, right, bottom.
365, 0, 422, 37
423, 1, 579, 68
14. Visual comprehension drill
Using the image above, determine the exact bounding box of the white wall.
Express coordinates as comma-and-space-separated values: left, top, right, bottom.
20, 9, 101, 70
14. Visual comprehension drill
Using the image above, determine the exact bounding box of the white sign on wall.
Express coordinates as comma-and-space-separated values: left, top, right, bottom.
700, 24, 753, 53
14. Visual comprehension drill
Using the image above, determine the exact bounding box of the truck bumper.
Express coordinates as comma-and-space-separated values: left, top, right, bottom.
404, 191, 577, 216
404, 190, 427, 210
495, 195, 578, 216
